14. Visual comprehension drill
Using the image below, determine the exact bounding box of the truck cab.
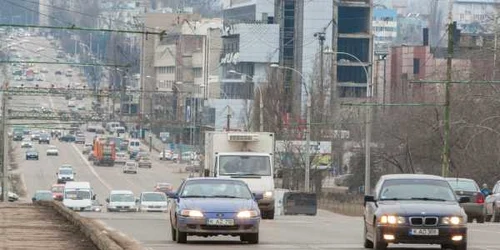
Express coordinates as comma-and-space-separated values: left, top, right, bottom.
204, 132, 276, 219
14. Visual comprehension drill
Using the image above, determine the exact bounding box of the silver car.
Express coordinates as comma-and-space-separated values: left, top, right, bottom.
123, 161, 138, 174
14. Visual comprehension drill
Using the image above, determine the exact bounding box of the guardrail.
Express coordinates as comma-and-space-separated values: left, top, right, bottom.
36, 201, 145, 250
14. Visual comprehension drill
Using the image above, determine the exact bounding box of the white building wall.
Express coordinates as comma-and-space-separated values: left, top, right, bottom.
453, 0, 498, 32
235, 23, 280, 63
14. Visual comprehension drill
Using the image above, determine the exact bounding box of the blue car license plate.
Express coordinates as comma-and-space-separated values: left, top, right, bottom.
207, 218, 235, 226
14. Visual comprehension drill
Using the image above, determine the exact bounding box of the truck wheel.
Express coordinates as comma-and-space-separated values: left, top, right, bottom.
265, 209, 275, 220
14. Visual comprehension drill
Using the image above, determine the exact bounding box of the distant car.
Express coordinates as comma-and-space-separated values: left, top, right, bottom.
106, 190, 138, 212
25, 149, 39, 160
31, 132, 40, 141
0, 188, 19, 202
32, 190, 53, 202
55, 70, 62, 75
56, 166, 75, 184
13, 132, 23, 141
159, 150, 173, 161
154, 182, 174, 193
91, 200, 103, 212
363, 174, 469, 250
486, 180, 500, 222
137, 155, 152, 168
21, 139, 32, 148
46, 145, 59, 156
446, 177, 486, 223
138, 192, 168, 212
115, 152, 127, 165
122, 161, 138, 174
75, 136, 85, 144
168, 178, 260, 244
59, 134, 76, 142
39, 133, 50, 144
82, 143, 93, 154
51, 184, 64, 201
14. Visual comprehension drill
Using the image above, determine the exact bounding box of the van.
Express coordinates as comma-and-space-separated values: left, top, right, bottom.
106, 122, 120, 133
63, 182, 94, 211
128, 139, 140, 153
115, 126, 126, 134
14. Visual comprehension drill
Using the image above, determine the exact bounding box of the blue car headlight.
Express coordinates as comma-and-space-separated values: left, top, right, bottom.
237, 210, 259, 218
180, 209, 204, 218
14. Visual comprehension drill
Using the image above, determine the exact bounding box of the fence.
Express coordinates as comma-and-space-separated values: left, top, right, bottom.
318, 192, 364, 216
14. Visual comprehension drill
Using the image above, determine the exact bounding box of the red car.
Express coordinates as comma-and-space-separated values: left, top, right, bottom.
154, 182, 173, 194
51, 184, 64, 201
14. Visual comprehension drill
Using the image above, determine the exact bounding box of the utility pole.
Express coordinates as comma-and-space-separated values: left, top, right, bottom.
442, 0, 454, 177
1, 81, 8, 202
330, 2, 339, 178
494, 14, 498, 81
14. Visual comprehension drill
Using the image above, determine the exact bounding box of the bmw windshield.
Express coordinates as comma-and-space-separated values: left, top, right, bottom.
379, 179, 457, 201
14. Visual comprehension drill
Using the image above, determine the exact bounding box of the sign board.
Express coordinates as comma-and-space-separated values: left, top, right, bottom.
160, 132, 170, 140
220, 52, 240, 65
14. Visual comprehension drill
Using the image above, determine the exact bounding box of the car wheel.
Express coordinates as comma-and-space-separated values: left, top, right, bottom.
493, 207, 500, 222
467, 217, 473, 223
363, 224, 374, 248
373, 227, 387, 250
454, 243, 467, 250
170, 225, 177, 241
242, 233, 259, 244
477, 216, 485, 223
175, 227, 187, 244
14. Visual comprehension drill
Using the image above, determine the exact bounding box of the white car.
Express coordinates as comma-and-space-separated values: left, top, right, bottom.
138, 192, 168, 212
46, 145, 59, 156
122, 161, 138, 174
115, 152, 127, 165
159, 150, 173, 160
21, 140, 32, 148
105, 190, 138, 212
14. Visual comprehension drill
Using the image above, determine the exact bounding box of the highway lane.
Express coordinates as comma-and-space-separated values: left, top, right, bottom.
12, 33, 500, 250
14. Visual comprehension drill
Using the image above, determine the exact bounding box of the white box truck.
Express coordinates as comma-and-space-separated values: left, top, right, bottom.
204, 131, 276, 219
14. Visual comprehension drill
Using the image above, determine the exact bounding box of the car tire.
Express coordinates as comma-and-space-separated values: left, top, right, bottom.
477, 216, 485, 223
363, 224, 374, 248
170, 225, 177, 241
176, 228, 187, 244
373, 227, 387, 250
454, 243, 467, 250
242, 233, 259, 244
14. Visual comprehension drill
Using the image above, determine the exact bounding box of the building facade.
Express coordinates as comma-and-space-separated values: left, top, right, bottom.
373, 7, 398, 55
453, 0, 499, 34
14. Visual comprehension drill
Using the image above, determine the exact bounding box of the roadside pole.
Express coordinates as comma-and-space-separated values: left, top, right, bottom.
1, 80, 8, 202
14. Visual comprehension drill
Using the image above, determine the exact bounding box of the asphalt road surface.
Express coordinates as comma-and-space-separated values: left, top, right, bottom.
9, 35, 500, 250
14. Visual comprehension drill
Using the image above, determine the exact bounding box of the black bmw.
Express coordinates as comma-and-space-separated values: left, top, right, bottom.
364, 174, 469, 250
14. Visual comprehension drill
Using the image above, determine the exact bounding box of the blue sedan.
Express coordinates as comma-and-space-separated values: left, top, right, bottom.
168, 177, 260, 244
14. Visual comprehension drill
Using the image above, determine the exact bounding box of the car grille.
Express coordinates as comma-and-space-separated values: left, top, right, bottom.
116, 206, 130, 209
409, 216, 438, 226
148, 205, 162, 208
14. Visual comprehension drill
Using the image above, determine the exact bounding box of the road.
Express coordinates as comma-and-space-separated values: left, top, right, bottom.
8, 34, 500, 250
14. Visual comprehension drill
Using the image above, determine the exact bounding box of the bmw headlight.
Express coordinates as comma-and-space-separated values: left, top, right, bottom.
180, 209, 204, 218
379, 215, 405, 224
442, 216, 463, 225
237, 210, 259, 218
263, 191, 273, 199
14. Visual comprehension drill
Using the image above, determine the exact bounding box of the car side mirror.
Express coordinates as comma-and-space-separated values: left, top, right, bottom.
364, 195, 375, 206
135, 198, 139, 203
31, 197, 36, 202
459, 197, 470, 203
166, 192, 178, 199
105, 198, 109, 203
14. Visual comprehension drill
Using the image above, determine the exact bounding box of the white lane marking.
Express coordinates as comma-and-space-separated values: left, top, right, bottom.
48, 94, 112, 191
71, 143, 112, 191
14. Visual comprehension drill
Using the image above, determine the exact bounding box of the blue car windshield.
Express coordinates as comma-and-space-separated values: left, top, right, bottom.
180, 180, 252, 199
379, 179, 456, 201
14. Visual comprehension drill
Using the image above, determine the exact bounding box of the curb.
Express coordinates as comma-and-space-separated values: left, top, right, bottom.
37, 201, 146, 250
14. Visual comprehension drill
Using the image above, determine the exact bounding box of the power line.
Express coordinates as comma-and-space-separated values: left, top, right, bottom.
0, 24, 166, 36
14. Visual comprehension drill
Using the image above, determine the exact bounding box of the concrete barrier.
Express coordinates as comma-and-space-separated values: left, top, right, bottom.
37, 201, 146, 250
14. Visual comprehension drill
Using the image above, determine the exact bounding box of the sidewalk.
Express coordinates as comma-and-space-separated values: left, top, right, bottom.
0, 203, 97, 249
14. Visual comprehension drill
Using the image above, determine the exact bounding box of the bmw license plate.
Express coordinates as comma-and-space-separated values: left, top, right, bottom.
410, 228, 439, 236
207, 218, 235, 226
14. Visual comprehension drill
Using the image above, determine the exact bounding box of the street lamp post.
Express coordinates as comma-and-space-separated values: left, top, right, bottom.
269, 64, 310, 192
323, 49, 372, 195
228, 70, 264, 132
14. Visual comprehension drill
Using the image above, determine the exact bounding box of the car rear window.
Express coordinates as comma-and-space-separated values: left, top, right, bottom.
447, 180, 479, 192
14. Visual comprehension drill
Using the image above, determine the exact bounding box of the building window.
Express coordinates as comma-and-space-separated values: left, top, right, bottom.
193, 68, 202, 78
413, 58, 420, 74
157, 66, 175, 74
